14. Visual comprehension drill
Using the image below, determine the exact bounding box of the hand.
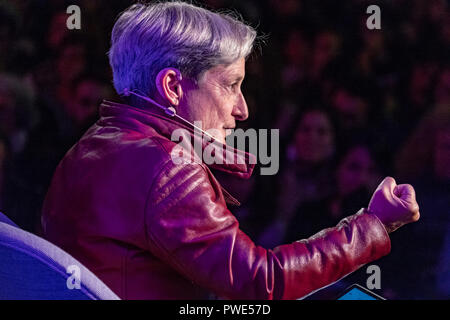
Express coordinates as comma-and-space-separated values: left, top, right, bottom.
367, 177, 420, 233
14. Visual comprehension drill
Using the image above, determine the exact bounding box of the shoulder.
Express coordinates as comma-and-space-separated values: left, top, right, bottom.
148, 157, 212, 202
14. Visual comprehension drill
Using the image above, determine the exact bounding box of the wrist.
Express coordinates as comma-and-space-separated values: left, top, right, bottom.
363, 207, 393, 234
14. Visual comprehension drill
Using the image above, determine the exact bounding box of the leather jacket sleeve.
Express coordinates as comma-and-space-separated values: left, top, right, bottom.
145, 161, 391, 300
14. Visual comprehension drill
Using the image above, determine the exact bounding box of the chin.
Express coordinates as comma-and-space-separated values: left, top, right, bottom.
217, 134, 227, 144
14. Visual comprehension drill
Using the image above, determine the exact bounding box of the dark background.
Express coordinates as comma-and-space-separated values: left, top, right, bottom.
0, 0, 449, 299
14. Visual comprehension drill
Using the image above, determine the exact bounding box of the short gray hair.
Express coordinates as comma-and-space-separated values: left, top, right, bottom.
108, 1, 257, 97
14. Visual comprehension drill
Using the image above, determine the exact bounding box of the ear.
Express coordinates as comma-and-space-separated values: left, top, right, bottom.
155, 68, 183, 106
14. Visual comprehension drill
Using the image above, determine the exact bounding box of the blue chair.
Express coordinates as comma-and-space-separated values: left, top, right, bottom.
0, 211, 18, 227
0, 212, 120, 300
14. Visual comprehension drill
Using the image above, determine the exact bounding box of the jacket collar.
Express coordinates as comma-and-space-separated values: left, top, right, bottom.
98, 100, 256, 180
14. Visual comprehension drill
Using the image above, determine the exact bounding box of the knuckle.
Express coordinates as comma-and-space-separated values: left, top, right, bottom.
385, 176, 396, 184
411, 202, 420, 211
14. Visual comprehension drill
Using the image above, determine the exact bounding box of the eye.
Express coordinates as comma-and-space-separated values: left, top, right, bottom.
229, 80, 242, 91
229, 82, 238, 89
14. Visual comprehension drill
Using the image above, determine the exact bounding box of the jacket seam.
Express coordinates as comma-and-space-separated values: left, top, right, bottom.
143, 158, 212, 288
143, 158, 173, 253
142, 136, 175, 248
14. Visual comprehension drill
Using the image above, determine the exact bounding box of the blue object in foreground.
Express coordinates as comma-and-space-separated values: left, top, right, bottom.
0, 213, 120, 300
337, 284, 385, 300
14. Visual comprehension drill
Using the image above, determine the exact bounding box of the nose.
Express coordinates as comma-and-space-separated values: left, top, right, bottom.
232, 93, 249, 121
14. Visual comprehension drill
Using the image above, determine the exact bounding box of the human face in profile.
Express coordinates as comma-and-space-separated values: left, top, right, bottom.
178, 58, 249, 143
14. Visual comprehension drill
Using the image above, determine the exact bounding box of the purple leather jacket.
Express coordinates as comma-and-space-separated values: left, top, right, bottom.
42, 100, 391, 299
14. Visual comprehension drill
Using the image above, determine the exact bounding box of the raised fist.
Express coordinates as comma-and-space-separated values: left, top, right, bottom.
367, 177, 420, 233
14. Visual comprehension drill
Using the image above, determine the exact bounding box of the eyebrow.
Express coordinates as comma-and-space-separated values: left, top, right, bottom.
218, 70, 244, 83
230, 75, 244, 83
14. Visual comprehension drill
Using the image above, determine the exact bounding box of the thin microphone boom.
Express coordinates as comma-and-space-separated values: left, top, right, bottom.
122, 88, 217, 141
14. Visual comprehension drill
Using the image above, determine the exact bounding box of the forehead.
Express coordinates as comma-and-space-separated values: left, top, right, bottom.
202, 57, 246, 82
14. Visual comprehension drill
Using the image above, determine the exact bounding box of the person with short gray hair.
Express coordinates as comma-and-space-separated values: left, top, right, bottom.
108, 1, 256, 100
42, 1, 420, 299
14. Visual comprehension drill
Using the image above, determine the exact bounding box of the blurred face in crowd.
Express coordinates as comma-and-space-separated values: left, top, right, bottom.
332, 89, 368, 129
47, 12, 69, 50
434, 127, 450, 180
336, 146, 376, 196
284, 30, 309, 66
294, 110, 334, 163
362, 28, 384, 53
69, 79, 105, 126
176, 58, 249, 144
312, 31, 340, 71
410, 62, 437, 103
57, 43, 86, 84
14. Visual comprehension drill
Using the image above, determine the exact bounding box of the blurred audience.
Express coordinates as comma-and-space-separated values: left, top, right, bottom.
257, 107, 336, 248
0, 73, 36, 155
0, 0, 448, 299
386, 104, 450, 299
284, 142, 382, 242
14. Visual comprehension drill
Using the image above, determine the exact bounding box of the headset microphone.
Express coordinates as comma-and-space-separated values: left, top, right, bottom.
121, 88, 216, 141
122, 88, 176, 117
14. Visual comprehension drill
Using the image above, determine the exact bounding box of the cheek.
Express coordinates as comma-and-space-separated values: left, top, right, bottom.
317, 135, 333, 151
295, 133, 308, 150
188, 93, 223, 129
219, 101, 234, 119
207, 94, 233, 126
181, 91, 206, 122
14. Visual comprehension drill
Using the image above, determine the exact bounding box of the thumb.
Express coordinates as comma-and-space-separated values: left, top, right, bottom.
376, 176, 397, 194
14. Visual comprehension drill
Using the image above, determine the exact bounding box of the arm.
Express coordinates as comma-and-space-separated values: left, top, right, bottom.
144, 162, 391, 300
